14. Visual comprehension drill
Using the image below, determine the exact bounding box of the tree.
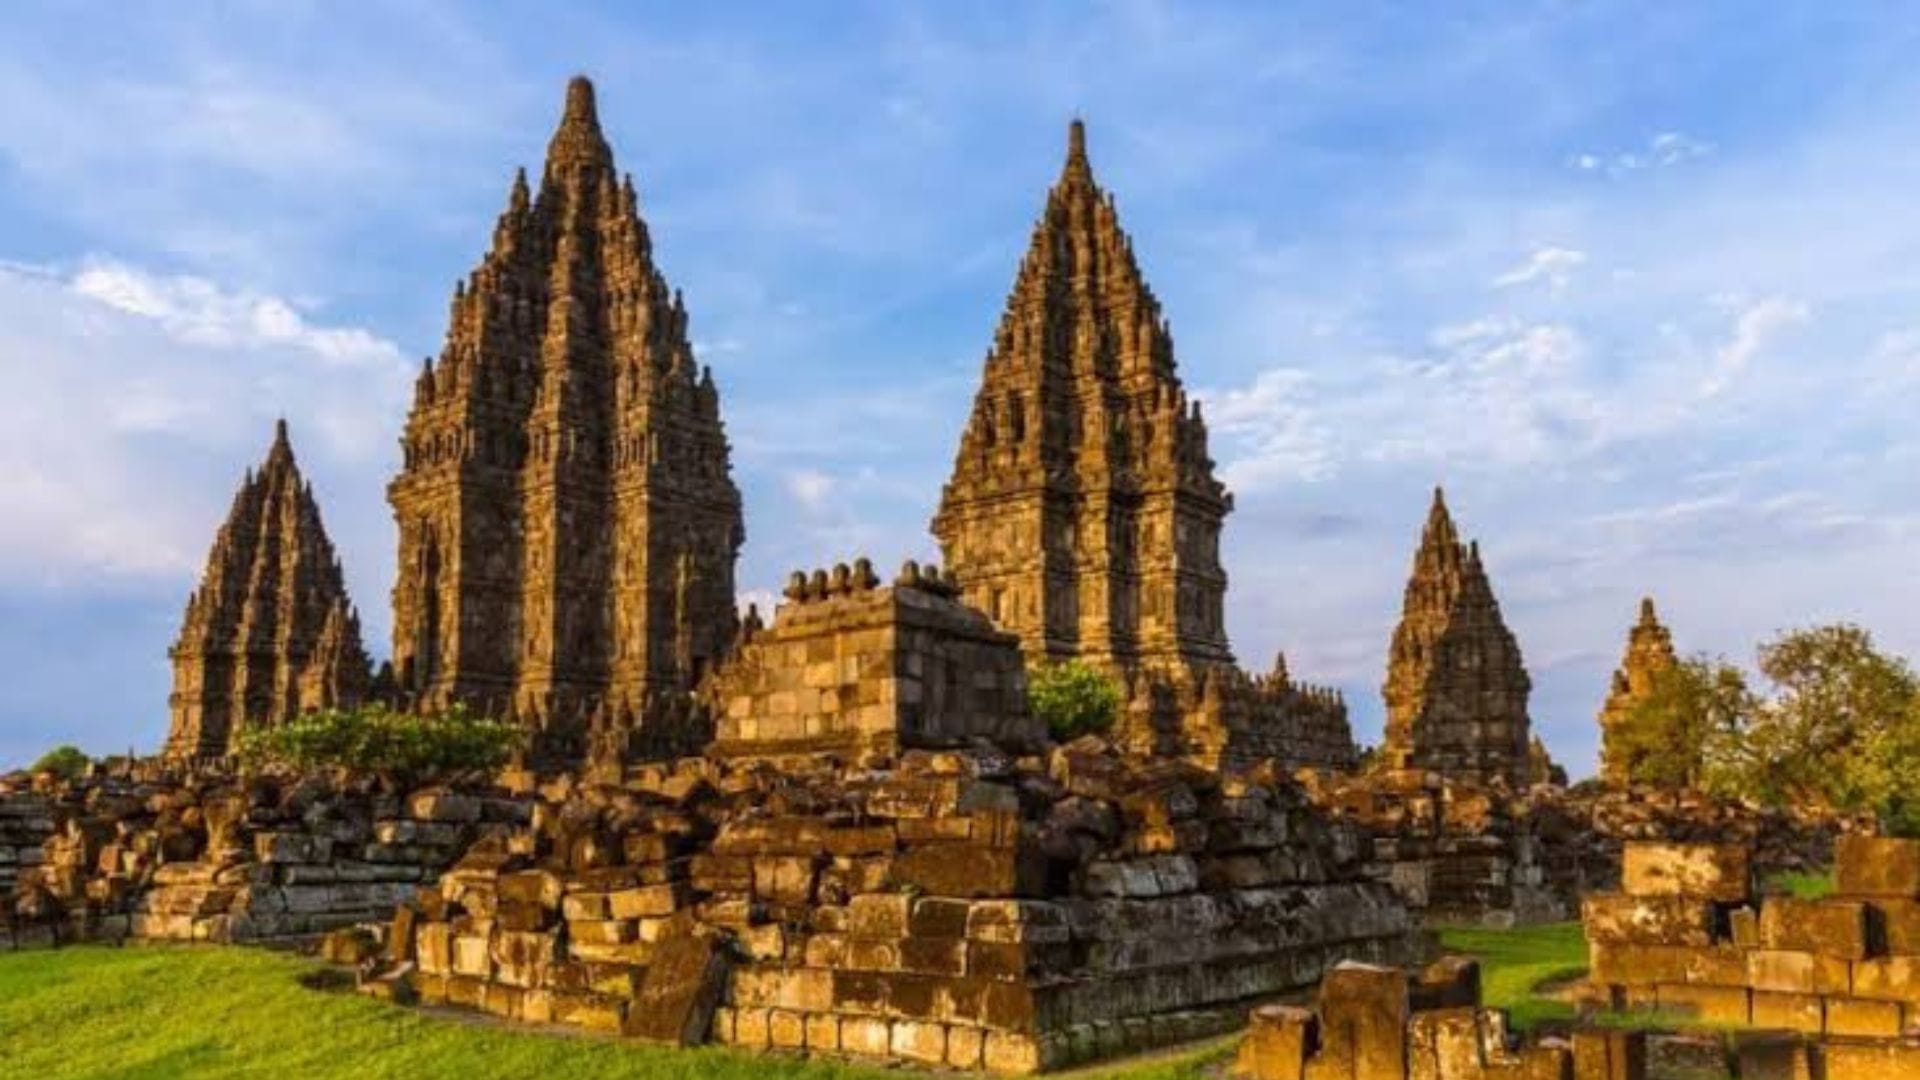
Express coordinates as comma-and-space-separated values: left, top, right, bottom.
237, 703, 521, 783
1701, 624, 1920, 833
29, 744, 89, 781
1614, 657, 1755, 790
1027, 661, 1121, 741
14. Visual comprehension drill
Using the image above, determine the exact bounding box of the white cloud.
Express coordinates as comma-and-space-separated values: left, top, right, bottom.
1572, 131, 1715, 175
1492, 246, 1587, 294
1699, 297, 1810, 396
0, 258, 409, 589
785, 468, 837, 510
71, 259, 403, 368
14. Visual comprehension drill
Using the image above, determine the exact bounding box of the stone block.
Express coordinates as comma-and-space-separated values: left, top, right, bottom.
1571, 1028, 1645, 1080
1621, 844, 1750, 901
1876, 898, 1920, 954
1749, 991, 1824, 1033
407, 790, 483, 823
840, 1016, 891, 1058
623, 926, 729, 1045
1836, 835, 1920, 898
767, 1008, 806, 1049
984, 1030, 1047, 1074
497, 870, 563, 909
1821, 1041, 1920, 1080
848, 893, 912, 938
890, 1019, 948, 1066
1410, 956, 1481, 1012
1758, 898, 1868, 959
1732, 1033, 1814, 1080
805, 1012, 841, 1051
1745, 950, 1850, 995
947, 1024, 986, 1069
1655, 983, 1749, 1025
1235, 1004, 1314, 1080
451, 934, 492, 978
1588, 942, 1690, 986
607, 883, 686, 920
890, 843, 1043, 899
1851, 956, 1920, 1004
1312, 962, 1410, 1080
1582, 893, 1716, 947
1824, 996, 1903, 1037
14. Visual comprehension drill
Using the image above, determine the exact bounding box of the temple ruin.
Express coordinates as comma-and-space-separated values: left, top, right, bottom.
165, 421, 372, 758
932, 121, 1354, 773
387, 77, 744, 749
1379, 489, 1534, 787
1598, 597, 1679, 787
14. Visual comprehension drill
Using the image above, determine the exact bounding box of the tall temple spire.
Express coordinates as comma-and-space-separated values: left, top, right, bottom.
389, 76, 742, 754
168, 421, 371, 758
933, 118, 1230, 675
545, 75, 613, 175
1380, 490, 1533, 786
1598, 595, 1679, 786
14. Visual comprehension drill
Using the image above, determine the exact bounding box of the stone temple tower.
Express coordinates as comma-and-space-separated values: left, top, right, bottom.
932, 120, 1233, 677
932, 122, 1353, 770
1597, 596, 1678, 786
1380, 489, 1533, 786
167, 420, 372, 757
387, 77, 744, 744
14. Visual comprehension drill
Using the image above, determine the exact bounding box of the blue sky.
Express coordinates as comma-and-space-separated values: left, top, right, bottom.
3, 2, 1919, 772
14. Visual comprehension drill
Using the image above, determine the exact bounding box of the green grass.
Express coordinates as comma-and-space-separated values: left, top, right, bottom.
0, 943, 1228, 1080
1434, 922, 1588, 1030
1761, 869, 1835, 899
0, 925, 1601, 1078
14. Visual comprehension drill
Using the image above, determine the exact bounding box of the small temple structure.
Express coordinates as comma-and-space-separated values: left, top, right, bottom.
1597, 597, 1679, 786
1378, 489, 1534, 786
385, 77, 744, 752
932, 121, 1354, 771
165, 421, 372, 757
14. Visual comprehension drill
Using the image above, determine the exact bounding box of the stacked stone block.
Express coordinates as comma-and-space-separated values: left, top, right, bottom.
1233, 958, 1646, 1080
1585, 838, 1920, 1074
2, 766, 505, 950
371, 740, 1416, 1072
0, 787, 53, 898
707, 560, 1045, 762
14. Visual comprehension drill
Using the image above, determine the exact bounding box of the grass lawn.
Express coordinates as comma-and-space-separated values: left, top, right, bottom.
1433, 922, 1589, 1030
0, 943, 1228, 1080
0, 925, 1589, 1079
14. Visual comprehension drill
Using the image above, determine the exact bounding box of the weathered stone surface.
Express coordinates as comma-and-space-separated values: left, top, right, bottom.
387, 76, 743, 752
1234, 1004, 1314, 1080
928, 121, 1352, 774
1377, 490, 1533, 788
166, 421, 371, 758
623, 923, 729, 1045
1835, 835, 1920, 898
1621, 843, 1750, 901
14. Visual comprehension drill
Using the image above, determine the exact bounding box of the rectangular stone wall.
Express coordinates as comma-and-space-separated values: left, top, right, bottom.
709, 567, 1043, 761
1585, 837, 1920, 1075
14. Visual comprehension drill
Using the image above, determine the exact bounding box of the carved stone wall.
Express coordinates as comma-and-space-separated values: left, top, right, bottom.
1379, 489, 1532, 787
166, 421, 371, 758
387, 77, 742, 749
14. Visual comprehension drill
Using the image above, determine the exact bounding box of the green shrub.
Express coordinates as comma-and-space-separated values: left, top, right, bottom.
29, 745, 88, 781
1762, 869, 1836, 899
237, 704, 520, 780
1028, 660, 1121, 740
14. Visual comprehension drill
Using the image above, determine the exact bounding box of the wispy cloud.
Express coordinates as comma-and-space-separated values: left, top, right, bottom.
1492, 246, 1588, 294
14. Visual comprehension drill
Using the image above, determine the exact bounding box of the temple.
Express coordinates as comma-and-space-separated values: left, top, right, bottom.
933, 121, 1353, 770
386, 77, 744, 750
165, 421, 372, 757
1597, 597, 1678, 786
1378, 489, 1533, 786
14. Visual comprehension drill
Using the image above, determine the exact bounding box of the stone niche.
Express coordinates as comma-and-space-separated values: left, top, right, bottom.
709, 560, 1045, 762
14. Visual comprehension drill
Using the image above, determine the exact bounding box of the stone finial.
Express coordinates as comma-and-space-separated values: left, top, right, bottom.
784, 571, 808, 602
808, 569, 829, 600
896, 559, 923, 588
852, 557, 879, 590
830, 562, 852, 595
